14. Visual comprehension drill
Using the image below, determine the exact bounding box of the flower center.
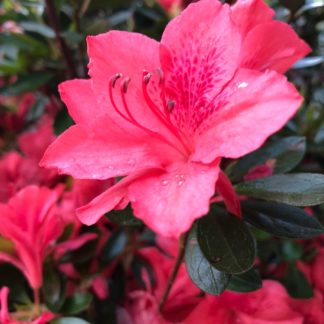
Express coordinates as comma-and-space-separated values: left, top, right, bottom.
108, 70, 191, 157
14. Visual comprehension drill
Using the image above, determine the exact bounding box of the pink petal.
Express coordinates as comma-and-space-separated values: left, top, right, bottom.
77, 169, 159, 225
215, 170, 241, 217
128, 161, 220, 237
0, 287, 10, 323
160, 0, 241, 133
92, 275, 109, 300
58, 79, 103, 125
87, 31, 173, 138
41, 115, 183, 180
240, 21, 311, 73
54, 233, 97, 260
192, 69, 302, 163
231, 0, 275, 37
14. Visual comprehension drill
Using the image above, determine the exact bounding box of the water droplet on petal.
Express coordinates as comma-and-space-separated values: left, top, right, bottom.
237, 81, 248, 88
161, 179, 169, 186
177, 180, 185, 186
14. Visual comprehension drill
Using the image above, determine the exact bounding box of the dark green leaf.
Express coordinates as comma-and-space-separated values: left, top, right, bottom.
280, 241, 304, 261
51, 318, 90, 324
197, 207, 256, 274
227, 137, 306, 182
0, 72, 53, 96
242, 200, 324, 238
185, 225, 230, 295
227, 268, 262, 292
20, 21, 55, 38
107, 205, 143, 226
282, 264, 313, 299
60, 293, 93, 315
236, 173, 324, 206
100, 229, 127, 265
42, 266, 66, 312
54, 109, 75, 135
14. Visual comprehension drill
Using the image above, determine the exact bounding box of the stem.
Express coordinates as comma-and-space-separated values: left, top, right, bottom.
73, 0, 88, 77
158, 231, 189, 312
45, 0, 78, 78
33, 289, 40, 315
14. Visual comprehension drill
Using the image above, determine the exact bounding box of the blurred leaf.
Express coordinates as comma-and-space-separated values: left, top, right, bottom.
293, 57, 324, 69
242, 200, 324, 238
279, 0, 304, 13
185, 225, 230, 295
227, 268, 262, 293
131, 255, 155, 289
64, 237, 98, 264
197, 207, 256, 274
236, 173, 324, 206
100, 229, 127, 265
42, 266, 66, 312
0, 72, 53, 96
227, 136, 306, 182
60, 293, 93, 315
54, 109, 74, 135
20, 21, 55, 38
280, 240, 304, 261
107, 205, 143, 227
282, 264, 313, 298
51, 318, 90, 324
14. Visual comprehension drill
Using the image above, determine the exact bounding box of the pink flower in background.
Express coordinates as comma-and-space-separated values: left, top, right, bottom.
0, 186, 63, 289
0, 118, 59, 202
0, 287, 54, 324
184, 281, 303, 324
41, 0, 309, 237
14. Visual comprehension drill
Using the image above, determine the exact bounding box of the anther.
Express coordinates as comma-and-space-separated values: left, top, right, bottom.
143, 71, 152, 85
167, 100, 175, 112
111, 73, 122, 88
122, 77, 131, 93
157, 68, 164, 85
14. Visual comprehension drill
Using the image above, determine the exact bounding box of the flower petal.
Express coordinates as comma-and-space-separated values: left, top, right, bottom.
240, 21, 311, 73
40, 116, 182, 179
77, 169, 160, 225
231, 0, 275, 37
192, 69, 302, 163
127, 161, 220, 237
58, 79, 103, 125
160, 0, 241, 133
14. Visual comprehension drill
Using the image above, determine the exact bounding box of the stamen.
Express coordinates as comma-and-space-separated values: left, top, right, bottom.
122, 77, 131, 93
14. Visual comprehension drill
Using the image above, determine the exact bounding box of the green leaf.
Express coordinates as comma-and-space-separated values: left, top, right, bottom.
236, 173, 324, 207
197, 207, 256, 274
282, 264, 313, 299
20, 21, 55, 38
42, 266, 66, 312
227, 268, 262, 293
227, 137, 306, 182
184, 225, 230, 295
60, 293, 93, 315
242, 200, 324, 239
107, 205, 143, 226
54, 109, 74, 135
51, 318, 90, 324
0, 72, 53, 96
100, 229, 127, 265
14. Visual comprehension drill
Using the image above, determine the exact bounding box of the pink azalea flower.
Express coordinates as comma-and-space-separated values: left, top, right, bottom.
0, 186, 64, 289
184, 281, 304, 324
0, 287, 54, 324
41, 0, 310, 237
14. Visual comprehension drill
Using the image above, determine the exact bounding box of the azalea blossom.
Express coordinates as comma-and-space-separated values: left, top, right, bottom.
41, 0, 310, 237
0, 185, 63, 289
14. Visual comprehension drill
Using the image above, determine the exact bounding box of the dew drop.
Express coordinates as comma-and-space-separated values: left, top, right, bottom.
177, 180, 185, 186
161, 179, 169, 186
237, 81, 248, 88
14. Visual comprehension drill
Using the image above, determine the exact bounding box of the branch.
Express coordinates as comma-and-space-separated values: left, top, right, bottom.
158, 231, 189, 311
45, 0, 78, 78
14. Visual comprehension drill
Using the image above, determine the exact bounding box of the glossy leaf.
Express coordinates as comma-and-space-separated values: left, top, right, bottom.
227, 268, 262, 293
107, 205, 143, 227
60, 293, 93, 315
227, 136, 306, 182
197, 207, 256, 274
242, 200, 324, 238
51, 318, 90, 324
236, 173, 324, 206
185, 225, 230, 295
